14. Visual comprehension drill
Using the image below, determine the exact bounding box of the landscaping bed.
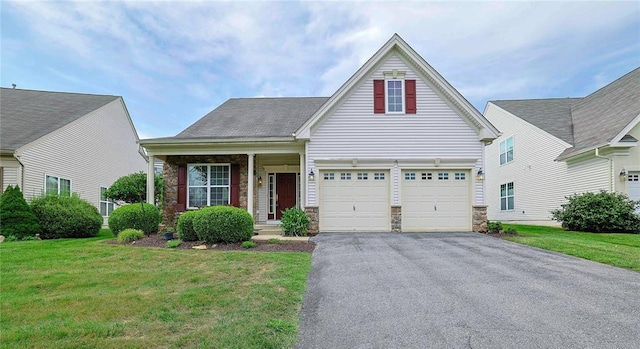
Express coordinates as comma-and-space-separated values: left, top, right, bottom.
104, 233, 316, 252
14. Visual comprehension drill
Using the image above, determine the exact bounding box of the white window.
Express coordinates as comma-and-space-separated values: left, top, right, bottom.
386, 79, 405, 113
374, 172, 385, 180
454, 172, 466, 180
340, 172, 351, 180
357, 172, 368, 180
500, 136, 514, 165
187, 164, 230, 208
45, 175, 71, 197
438, 172, 449, 180
324, 172, 335, 180
404, 172, 416, 180
422, 173, 432, 180
500, 182, 515, 211
100, 187, 115, 217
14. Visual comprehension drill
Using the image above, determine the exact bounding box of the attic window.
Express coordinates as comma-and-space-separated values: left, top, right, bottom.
374, 71, 416, 114
386, 80, 404, 113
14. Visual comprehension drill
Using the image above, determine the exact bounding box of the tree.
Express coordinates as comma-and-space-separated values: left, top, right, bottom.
104, 171, 163, 205
0, 185, 42, 239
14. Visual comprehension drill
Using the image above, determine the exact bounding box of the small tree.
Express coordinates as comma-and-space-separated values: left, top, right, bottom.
0, 185, 42, 239
104, 171, 162, 205
552, 191, 640, 233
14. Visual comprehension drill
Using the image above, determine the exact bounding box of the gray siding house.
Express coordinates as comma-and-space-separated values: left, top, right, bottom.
141, 34, 499, 233
0, 88, 148, 218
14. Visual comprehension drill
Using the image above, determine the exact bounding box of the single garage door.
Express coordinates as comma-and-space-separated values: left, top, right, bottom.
628, 172, 640, 214
402, 170, 471, 231
319, 170, 389, 232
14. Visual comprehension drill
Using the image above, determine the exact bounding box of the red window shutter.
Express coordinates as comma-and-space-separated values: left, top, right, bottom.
230, 164, 240, 207
373, 80, 385, 114
405, 79, 416, 114
176, 165, 187, 212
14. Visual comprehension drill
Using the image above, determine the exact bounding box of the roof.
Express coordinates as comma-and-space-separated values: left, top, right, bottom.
491, 98, 581, 144
173, 97, 329, 140
489, 67, 640, 160
0, 88, 119, 153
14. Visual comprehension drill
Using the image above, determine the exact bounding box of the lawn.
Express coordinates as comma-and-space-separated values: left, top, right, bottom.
504, 224, 640, 271
0, 229, 312, 349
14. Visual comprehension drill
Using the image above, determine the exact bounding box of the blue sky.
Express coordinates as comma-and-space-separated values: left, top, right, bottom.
1, 1, 639, 139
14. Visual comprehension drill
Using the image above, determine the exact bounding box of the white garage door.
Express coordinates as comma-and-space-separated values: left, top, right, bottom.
628, 172, 640, 214
319, 170, 389, 232
402, 170, 471, 231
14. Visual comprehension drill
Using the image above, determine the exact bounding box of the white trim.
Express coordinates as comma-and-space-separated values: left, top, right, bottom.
611, 112, 640, 144
500, 181, 515, 211
262, 165, 300, 173
499, 136, 514, 166
385, 79, 405, 114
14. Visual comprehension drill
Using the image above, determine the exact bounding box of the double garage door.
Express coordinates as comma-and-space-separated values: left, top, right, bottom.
319, 169, 471, 232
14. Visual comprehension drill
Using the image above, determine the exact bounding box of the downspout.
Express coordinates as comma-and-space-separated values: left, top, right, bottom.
594, 147, 613, 192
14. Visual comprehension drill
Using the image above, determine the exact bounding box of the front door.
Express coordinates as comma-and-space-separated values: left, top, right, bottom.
276, 173, 297, 219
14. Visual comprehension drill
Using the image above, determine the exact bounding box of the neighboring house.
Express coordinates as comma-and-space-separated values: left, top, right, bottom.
0, 88, 148, 220
484, 67, 640, 224
140, 34, 499, 233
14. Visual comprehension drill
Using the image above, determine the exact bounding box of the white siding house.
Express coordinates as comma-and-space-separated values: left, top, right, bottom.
0, 88, 147, 219
141, 34, 500, 233
484, 68, 640, 225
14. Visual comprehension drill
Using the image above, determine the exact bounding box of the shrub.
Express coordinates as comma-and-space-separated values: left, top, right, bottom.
108, 203, 161, 236
504, 227, 518, 235
551, 191, 640, 233
242, 241, 256, 249
31, 195, 102, 239
166, 239, 182, 248
177, 210, 200, 241
280, 208, 310, 237
192, 206, 254, 243
117, 228, 145, 243
0, 185, 41, 239
104, 171, 163, 205
487, 221, 503, 234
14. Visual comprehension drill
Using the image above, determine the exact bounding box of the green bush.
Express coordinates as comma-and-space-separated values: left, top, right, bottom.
117, 228, 145, 243
192, 206, 254, 243
30, 195, 102, 239
551, 191, 640, 233
280, 208, 310, 237
487, 221, 503, 234
104, 171, 163, 205
166, 239, 182, 248
242, 241, 256, 249
108, 203, 161, 236
176, 210, 200, 241
0, 185, 42, 239
504, 227, 518, 235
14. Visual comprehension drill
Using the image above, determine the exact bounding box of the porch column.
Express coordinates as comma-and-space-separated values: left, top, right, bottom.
247, 153, 254, 217
299, 152, 305, 209
147, 155, 155, 205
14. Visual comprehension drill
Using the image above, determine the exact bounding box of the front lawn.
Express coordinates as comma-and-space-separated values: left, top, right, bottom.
0, 229, 312, 348
503, 224, 640, 271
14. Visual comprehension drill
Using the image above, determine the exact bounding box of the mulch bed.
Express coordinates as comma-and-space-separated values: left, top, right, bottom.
103, 233, 315, 253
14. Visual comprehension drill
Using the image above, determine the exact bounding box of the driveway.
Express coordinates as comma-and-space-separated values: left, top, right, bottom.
296, 233, 640, 349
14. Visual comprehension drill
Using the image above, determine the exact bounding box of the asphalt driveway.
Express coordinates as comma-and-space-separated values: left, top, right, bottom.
296, 233, 640, 349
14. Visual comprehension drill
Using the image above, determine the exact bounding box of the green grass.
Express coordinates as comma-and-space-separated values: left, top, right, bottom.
0, 229, 312, 348
504, 224, 640, 271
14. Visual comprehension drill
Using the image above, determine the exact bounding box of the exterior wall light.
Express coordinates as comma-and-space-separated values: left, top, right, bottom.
476, 169, 485, 181
257, 176, 263, 186
620, 168, 627, 181
308, 169, 315, 182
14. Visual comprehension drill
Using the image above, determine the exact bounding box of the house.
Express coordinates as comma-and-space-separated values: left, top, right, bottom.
0, 88, 148, 220
484, 67, 640, 224
140, 34, 500, 233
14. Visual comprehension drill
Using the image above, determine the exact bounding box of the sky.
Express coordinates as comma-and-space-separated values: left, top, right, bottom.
1, 1, 639, 140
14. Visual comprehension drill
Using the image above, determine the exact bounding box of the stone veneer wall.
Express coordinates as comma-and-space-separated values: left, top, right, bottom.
162, 155, 249, 226
305, 206, 319, 235
391, 205, 402, 233
472, 205, 488, 232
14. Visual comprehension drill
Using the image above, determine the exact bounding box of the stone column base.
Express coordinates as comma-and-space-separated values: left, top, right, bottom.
391, 205, 402, 233
305, 206, 319, 236
472, 205, 488, 233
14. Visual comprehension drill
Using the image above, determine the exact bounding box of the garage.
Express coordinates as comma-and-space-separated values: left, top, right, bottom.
319, 170, 390, 232
628, 172, 640, 214
401, 170, 471, 231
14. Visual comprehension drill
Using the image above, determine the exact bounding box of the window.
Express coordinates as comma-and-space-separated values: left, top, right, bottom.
324, 172, 335, 180
268, 174, 275, 214
374, 172, 385, 180
438, 172, 449, 180
187, 164, 230, 208
45, 175, 71, 197
386, 80, 404, 113
100, 187, 115, 217
454, 172, 466, 180
357, 172, 368, 180
629, 174, 639, 182
422, 173, 432, 180
500, 136, 514, 165
500, 182, 515, 211
340, 172, 351, 180
404, 172, 416, 180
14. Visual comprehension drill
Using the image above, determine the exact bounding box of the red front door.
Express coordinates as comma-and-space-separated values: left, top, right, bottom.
276, 173, 297, 219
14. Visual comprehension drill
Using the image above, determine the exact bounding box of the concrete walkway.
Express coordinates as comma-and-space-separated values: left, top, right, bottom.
297, 233, 640, 349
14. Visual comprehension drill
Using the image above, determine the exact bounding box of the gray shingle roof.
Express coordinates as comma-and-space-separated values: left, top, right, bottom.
491, 98, 581, 144
175, 97, 329, 139
0, 88, 119, 152
491, 67, 640, 160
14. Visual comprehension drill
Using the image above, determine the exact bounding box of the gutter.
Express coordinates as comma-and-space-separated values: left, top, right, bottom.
594, 147, 613, 192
